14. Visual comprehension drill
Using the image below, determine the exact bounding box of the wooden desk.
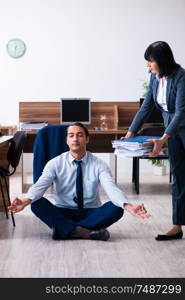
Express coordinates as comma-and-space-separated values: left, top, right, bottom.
19, 101, 166, 192
0, 136, 12, 211
19, 101, 137, 190
23, 128, 128, 153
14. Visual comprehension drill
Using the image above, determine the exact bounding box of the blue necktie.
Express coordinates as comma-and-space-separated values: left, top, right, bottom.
74, 160, 83, 212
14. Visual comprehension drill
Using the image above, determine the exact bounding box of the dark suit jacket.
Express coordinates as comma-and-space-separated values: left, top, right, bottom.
129, 67, 185, 136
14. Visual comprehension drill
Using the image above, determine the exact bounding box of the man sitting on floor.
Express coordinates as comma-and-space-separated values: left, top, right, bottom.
9, 123, 150, 241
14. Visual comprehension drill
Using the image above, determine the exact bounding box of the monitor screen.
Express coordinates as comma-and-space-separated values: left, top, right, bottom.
140, 98, 163, 124
60, 98, 91, 124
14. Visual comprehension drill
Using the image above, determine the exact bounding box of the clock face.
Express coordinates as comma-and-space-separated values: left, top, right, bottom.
6, 38, 26, 58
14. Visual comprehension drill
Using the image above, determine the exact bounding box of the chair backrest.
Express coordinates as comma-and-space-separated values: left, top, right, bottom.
7, 131, 27, 171
139, 126, 165, 137
33, 125, 69, 183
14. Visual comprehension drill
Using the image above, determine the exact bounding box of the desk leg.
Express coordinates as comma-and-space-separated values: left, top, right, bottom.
21, 154, 23, 193
114, 154, 117, 184
21, 153, 31, 193
135, 158, 140, 194
132, 157, 136, 183
108, 153, 116, 182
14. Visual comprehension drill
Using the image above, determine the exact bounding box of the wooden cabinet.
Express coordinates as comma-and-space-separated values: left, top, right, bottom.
19, 101, 139, 130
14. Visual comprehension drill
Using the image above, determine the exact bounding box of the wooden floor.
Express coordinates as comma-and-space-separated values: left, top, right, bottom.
0, 172, 185, 278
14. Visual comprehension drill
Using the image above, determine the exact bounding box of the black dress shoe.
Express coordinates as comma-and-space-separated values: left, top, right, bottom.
52, 228, 62, 240
155, 231, 183, 241
89, 228, 110, 241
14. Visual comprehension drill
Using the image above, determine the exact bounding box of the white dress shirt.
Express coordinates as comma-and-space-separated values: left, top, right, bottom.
157, 77, 168, 111
26, 151, 128, 209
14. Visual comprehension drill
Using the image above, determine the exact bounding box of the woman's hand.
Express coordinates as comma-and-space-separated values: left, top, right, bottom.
147, 134, 169, 157
147, 139, 164, 157
120, 131, 135, 140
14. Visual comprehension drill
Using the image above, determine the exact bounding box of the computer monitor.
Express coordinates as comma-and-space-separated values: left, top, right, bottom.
60, 98, 91, 124
139, 98, 163, 125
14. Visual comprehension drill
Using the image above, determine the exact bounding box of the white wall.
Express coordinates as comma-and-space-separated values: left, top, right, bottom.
0, 0, 185, 125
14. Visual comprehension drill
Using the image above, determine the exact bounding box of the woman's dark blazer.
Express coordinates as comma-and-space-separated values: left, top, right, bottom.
129, 67, 185, 136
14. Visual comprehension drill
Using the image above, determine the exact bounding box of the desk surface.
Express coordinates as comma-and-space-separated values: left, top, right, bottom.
21, 128, 128, 134
89, 129, 127, 134
0, 136, 12, 146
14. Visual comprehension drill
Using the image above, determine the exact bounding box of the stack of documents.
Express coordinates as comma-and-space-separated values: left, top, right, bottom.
19, 121, 48, 131
112, 136, 160, 157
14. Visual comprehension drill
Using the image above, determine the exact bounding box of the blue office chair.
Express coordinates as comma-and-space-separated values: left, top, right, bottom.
33, 125, 69, 183
0, 131, 27, 226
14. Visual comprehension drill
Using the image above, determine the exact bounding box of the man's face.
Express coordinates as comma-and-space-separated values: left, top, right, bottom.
67, 125, 89, 153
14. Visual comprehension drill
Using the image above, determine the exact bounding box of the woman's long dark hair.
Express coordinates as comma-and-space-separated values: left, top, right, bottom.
144, 41, 180, 77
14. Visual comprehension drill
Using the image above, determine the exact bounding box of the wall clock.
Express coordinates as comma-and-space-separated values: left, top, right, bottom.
6, 38, 26, 58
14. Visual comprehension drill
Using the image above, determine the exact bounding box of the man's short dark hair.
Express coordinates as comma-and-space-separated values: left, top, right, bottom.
144, 41, 180, 77
67, 122, 89, 137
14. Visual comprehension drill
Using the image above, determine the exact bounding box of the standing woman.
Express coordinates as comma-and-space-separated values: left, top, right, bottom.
125, 41, 185, 240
